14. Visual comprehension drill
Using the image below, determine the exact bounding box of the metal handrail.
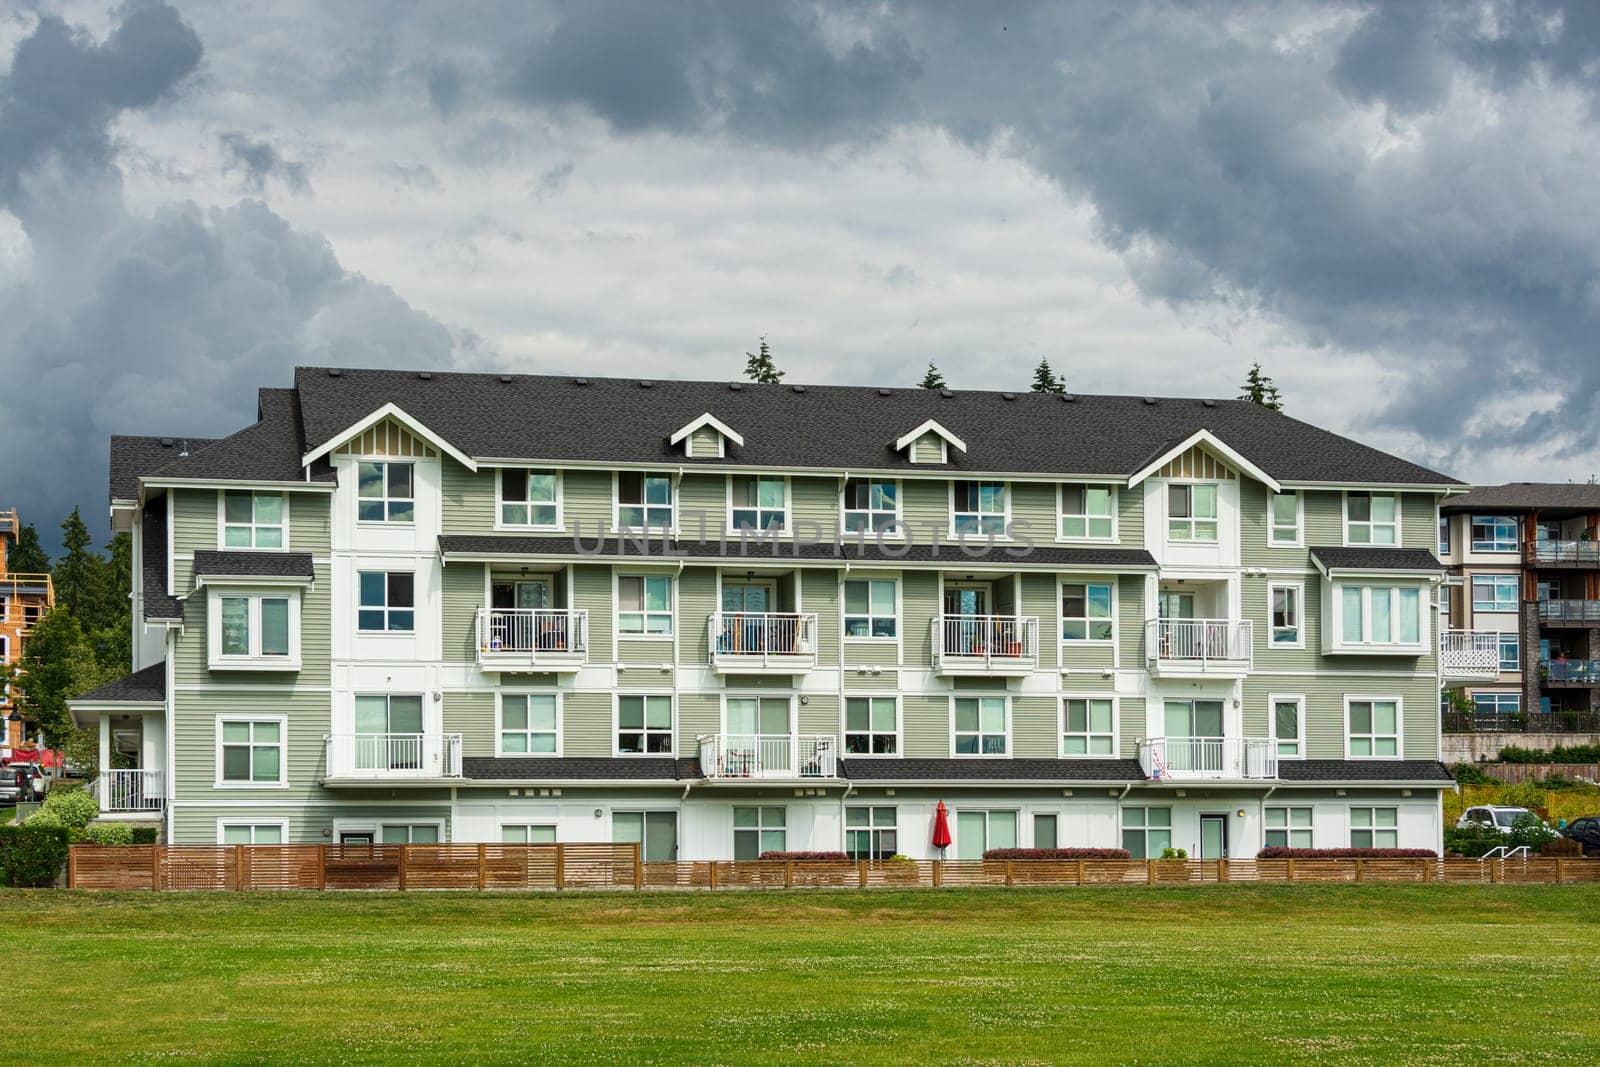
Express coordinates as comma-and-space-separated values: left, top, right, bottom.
696, 733, 838, 779
1137, 736, 1278, 780
1146, 619, 1254, 669
1537, 599, 1600, 623
1529, 540, 1600, 565
930, 615, 1039, 668
475, 608, 588, 654
707, 612, 818, 666
324, 733, 463, 778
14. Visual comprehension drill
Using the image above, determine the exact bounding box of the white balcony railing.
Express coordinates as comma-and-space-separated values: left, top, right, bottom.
707, 612, 818, 670
930, 615, 1039, 674
1146, 619, 1253, 673
1138, 736, 1278, 781
475, 608, 588, 670
97, 769, 164, 812
1441, 630, 1502, 678
324, 733, 463, 779
697, 734, 838, 780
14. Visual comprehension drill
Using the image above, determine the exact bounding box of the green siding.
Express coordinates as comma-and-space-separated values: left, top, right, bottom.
1242, 676, 1438, 760
441, 459, 494, 533
903, 695, 949, 757
677, 694, 720, 752
441, 562, 483, 663
444, 692, 494, 757
563, 691, 612, 757
687, 425, 723, 458
902, 571, 937, 669
573, 565, 612, 657
1118, 697, 1145, 758
798, 694, 839, 738
679, 566, 716, 665
911, 433, 946, 464
171, 689, 331, 803
1013, 695, 1057, 758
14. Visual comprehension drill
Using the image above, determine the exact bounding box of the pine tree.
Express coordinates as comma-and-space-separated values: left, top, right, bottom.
919, 362, 947, 389
1030, 357, 1064, 394
743, 336, 784, 384
5, 521, 49, 573
1238, 362, 1283, 411
53, 508, 114, 631
90, 531, 133, 672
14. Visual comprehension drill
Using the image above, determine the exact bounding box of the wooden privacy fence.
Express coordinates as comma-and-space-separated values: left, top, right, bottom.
66, 845, 1600, 891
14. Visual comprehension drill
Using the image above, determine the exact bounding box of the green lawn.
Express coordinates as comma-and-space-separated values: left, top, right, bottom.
16, 885, 1597, 1065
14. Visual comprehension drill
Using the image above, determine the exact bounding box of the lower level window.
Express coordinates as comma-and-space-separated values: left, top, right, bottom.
1349, 807, 1398, 849
733, 806, 786, 860
613, 810, 678, 862
380, 824, 440, 844
1121, 806, 1173, 859
501, 824, 556, 844
220, 823, 283, 845
1473, 692, 1521, 717
845, 806, 897, 859
955, 809, 1017, 860
1033, 812, 1058, 849
1264, 807, 1312, 849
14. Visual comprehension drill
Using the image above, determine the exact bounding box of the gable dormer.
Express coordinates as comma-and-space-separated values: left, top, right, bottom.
670, 412, 744, 459
894, 419, 966, 465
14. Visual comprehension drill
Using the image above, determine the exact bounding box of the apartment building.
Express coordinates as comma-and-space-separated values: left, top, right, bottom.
71, 368, 1459, 857
1439, 484, 1600, 742
1, 507, 56, 754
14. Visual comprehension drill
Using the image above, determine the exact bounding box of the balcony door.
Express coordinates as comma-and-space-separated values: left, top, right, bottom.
613, 811, 677, 862
491, 577, 560, 651
355, 694, 423, 770
726, 697, 792, 774
1162, 699, 1224, 772
721, 581, 777, 652
943, 583, 991, 655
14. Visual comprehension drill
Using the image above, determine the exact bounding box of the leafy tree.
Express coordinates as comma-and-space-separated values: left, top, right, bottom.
1029, 358, 1064, 394
1238, 362, 1283, 410
5, 521, 50, 573
13, 608, 115, 747
919, 362, 947, 389
743, 336, 784, 384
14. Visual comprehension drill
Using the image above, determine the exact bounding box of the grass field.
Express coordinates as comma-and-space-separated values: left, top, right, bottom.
15, 885, 1597, 1065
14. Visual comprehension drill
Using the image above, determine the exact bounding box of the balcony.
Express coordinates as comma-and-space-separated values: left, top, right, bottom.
95, 769, 164, 816
474, 608, 588, 673
1536, 599, 1600, 626
707, 612, 818, 674
1444, 708, 1600, 733
1137, 736, 1278, 781
1527, 540, 1600, 568
324, 733, 463, 780
1145, 619, 1253, 678
930, 615, 1039, 676
697, 734, 838, 780
1440, 630, 1502, 680
1540, 659, 1600, 687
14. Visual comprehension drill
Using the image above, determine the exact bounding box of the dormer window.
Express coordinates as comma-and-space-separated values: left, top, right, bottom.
894, 419, 966, 465
669, 413, 743, 459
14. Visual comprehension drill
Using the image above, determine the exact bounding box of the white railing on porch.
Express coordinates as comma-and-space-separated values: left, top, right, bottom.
1440, 630, 1502, 677
930, 615, 1039, 670
697, 734, 838, 779
98, 769, 164, 812
475, 608, 588, 654
707, 612, 818, 666
324, 733, 463, 779
1146, 619, 1254, 670
1138, 736, 1278, 781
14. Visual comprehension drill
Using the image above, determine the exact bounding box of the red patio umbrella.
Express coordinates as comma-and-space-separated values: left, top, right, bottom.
931, 800, 953, 857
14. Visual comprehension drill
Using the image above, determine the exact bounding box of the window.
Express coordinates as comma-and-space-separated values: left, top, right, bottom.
220, 823, 284, 845
733, 806, 786, 860
1471, 575, 1518, 613
1338, 585, 1422, 646
618, 575, 673, 635
218, 719, 283, 785
499, 469, 559, 527
843, 579, 896, 638
953, 696, 1008, 756
353, 694, 424, 770
222, 491, 284, 548
617, 472, 673, 530
1167, 483, 1218, 541
1062, 697, 1115, 756
955, 810, 1017, 860
358, 572, 415, 633
1345, 491, 1398, 545
617, 694, 672, 754
1271, 696, 1304, 758
842, 479, 899, 534
1061, 582, 1113, 641
1060, 484, 1114, 539
1033, 813, 1058, 850
500, 693, 558, 754
730, 476, 786, 531
1269, 583, 1301, 646
1470, 515, 1518, 553
357, 461, 414, 523
1347, 698, 1400, 758
1264, 807, 1312, 849
845, 806, 897, 859
952, 481, 1008, 536
1120, 806, 1172, 859
1268, 492, 1300, 545
380, 824, 440, 844
845, 697, 898, 754
1498, 633, 1520, 673
1349, 807, 1398, 849
1438, 515, 1451, 555
613, 811, 677, 862
210, 591, 296, 667
1473, 692, 1520, 717
501, 824, 556, 844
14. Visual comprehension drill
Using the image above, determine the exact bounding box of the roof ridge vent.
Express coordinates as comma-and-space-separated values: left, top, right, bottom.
877, 388, 892, 397
1001, 392, 1016, 401
574, 378, 589, 386
1143, 397, 1157, 405
418, 371, 433, 381
327, 368, 342, 378
940, 389, 954, 398
499, 374, 513, 383
729, 382, 743, 391
1201, 398, 1216, 407
639, 380, 653, 388
1060, 393, 1074, 402
792, 384, 806, 393
159, 437, 175, 447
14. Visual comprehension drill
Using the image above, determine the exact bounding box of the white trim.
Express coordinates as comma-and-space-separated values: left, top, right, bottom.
1055, 482, 1118, 543
1059, 577, 1116, 646
213, 714, 289, 789
1266, 580, 1305, 649
215, 488, 290, 552
493, 467, 564, 531
893, 418, 967, 455
353, 457, 419, 528
1059, 693, 1118, 759
615, 571, 675, 638
843, 692, 902, 759
842, 575, 899, 641
1266, 490, 1303, 548
1341, 490, 1403, 549
949, 479, 1013, 540
1343, 694, 1404, 760
1266, 692, 1305, 760
1127, 429, 1281, 492
495, 820, 559, 844
302, 402, 478, 471
612, 470, 678, 536
206, 588, 302, 671
839, 476, 905, 539
215, 818, 290, 845
726, 474, 791, 534
496, 690, 563, 758
332, 818, 450, 845
949, 693, 1011, 758
720, 692, 796, 736
669, 412, 745, 449
613, 691, 676, 757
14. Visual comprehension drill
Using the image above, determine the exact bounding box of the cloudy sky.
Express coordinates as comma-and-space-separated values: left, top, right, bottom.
4, 1, 1600, 550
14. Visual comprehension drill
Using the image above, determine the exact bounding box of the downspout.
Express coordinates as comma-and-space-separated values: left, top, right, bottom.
838, 780, 855, 855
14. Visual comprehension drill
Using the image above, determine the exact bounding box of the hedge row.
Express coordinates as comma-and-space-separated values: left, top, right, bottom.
0, 825, 71, 887
757, 851, 849, 861
1256, 847, 1437, 859
983, 848, 1132, 860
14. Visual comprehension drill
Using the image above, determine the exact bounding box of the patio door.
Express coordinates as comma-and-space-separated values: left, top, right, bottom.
943, 583, 990, 654
726, 697, 792, 774
722, 581, 776, 651
613, 811, 677, 862
355, 694, 423, 770
1199, 814, 1228, 859
1163, 699, 1224, 772
955, 809, 1017, 861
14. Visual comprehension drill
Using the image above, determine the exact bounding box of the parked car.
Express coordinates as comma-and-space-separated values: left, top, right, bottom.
1457, 805, 1540, 833
1, 762, 49, 803
1562, 816, 1600, 856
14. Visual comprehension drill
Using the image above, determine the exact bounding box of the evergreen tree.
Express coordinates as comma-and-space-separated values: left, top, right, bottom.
1030, 357, 1064, 394
89, 531, 133, 672
1238, 362, 1283, 411
14, 607, 114, 746
53, 508, 114, 632
919, 362, 947, 389
5, 521, 49, 573
743, 336, 784, 384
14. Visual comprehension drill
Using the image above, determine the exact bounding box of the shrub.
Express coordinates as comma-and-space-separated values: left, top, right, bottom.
84, 823, 135, 846
1497, 742, 1600, 764
1444, 823, 1506, 857
1256, 847, 1436, 859
1494, 782, 1547, 810
29, 787, 98, 831
1450, 762, 1502, 786
130, 826, 159, 845
1507, 812, 1561, 851
0, 825, 71, 887
1159, 847, 1189, 860
983, 848, 1132, 860
756, 851, 848, 861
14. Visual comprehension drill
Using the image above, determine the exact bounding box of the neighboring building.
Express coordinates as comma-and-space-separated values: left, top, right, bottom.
1438, 484, 1600, 754
71, 368, 1459, 855
1, 507, 56, 754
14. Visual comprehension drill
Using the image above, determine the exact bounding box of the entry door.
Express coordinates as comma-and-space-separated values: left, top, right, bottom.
1199, 815, 1228, 859
943, 584, 990, 654
1163, 700, 1224, 772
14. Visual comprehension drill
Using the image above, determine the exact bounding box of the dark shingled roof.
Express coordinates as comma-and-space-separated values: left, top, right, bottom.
294, 366, 1459, 485
1310, 546, 1442, 572
109, 435, 216, 502
842, 758, 1145, 782
1277, 760, 1454, 783
462, 756, 703, 781
141, 496, 182, 621
73, 662, 166, 704
438, 534, 1157, 570
1441, 483, 1600, 514
193, 550, 315, 580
